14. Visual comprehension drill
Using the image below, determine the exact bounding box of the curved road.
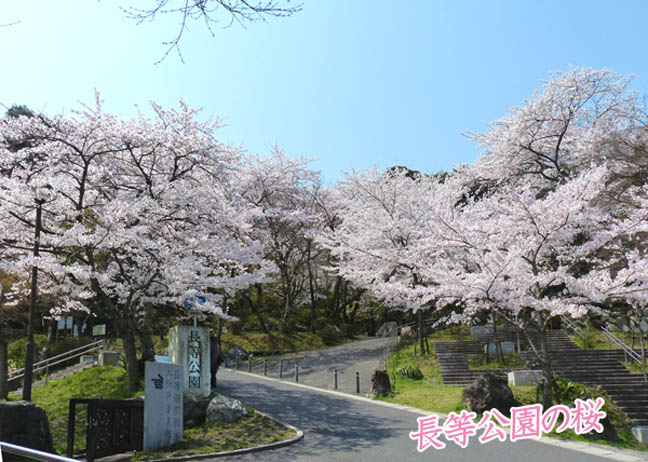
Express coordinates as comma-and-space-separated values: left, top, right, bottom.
213, 338, 645, 462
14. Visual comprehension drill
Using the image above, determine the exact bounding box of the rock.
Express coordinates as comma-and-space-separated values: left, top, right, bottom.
484, 341, 515, 354
183, 393, 208, 428
462, 373, 519, 415
98, 351, 121, 366
589, 416, 618, 442
226, 346, 249, 362
370, 369, 392, 396
507, 370, 542, 386
470, 326, 493, 336
400, 326, 416, 342
376, 321, 398, 337
0, 400, 54, 452
206, 394, 248, 423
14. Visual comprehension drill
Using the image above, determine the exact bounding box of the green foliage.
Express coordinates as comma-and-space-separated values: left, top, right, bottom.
219, 331, 328, 354
396, 365, 423, 380
8, 335, 94, 369
316, 325, 343, 346
550, 375, 632, 432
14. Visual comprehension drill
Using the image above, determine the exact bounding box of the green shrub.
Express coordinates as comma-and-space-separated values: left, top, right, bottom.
317, 326, 343, 346
550, 375, 632, 430
397, 365, 424, 380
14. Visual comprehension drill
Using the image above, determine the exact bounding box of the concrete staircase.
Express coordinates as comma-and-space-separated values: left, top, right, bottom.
523, 348, 648, 426
434, 328, 648, 426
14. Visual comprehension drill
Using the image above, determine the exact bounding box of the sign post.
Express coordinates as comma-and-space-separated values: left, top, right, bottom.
143, 362, 183, 450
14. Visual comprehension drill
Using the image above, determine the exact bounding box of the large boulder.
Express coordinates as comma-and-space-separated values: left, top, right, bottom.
589, 416, 618, 442
206, 394, 248, 423
370, 369, 392, 396
0, 400, 54, 453
376, 322, 398, 338
462, 373, 519, 415
183, 393, 208, 428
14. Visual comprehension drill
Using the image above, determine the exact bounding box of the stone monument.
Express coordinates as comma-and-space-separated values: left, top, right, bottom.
144, 362, 184, 450
168, 325, 211, 397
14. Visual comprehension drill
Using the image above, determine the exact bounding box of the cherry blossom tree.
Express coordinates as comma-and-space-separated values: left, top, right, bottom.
465, 67, 646, 186
0, 93, 274, 390
320, 167, 459, 352
238, 148, 323, 331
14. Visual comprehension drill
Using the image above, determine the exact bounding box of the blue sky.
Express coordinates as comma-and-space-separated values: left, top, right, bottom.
2, 1, 647, 184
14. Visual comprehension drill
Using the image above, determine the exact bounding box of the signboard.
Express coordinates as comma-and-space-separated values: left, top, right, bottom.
93, 324, 107, 336
168, 326, 211, 397
143, 362, 183, 450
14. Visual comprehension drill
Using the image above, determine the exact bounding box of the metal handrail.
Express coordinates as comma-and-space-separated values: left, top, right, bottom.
9, 339, 105, 381
561, 314, 643, 365
600, 326, 643, 364
560, 315, 587, 341
0, 441, 80, 462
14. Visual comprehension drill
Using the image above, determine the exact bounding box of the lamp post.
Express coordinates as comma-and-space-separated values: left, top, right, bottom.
22, 197, 43, 401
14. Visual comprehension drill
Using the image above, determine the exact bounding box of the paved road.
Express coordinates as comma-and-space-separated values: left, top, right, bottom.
236, 336, 392, 395
214, 370, 645, 462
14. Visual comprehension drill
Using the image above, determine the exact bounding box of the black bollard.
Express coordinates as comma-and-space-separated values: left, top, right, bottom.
356, 371, 360, 394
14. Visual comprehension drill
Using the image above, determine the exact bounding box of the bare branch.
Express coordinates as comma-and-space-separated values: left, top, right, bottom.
120, 0, 303, 63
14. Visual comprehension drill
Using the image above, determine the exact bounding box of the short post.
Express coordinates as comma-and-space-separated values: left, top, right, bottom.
248, 356, 252, 372
334, 369, 338, 390
279, 359, 283, 379
356, 371, 360, 394
236, 356, 240, 370
263, 360, 268, 376
295, 364, 299, 383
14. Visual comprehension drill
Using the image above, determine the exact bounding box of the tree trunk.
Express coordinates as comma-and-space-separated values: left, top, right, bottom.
418, 309, 425, 355
539, 327, 554, 408
0, 285, 7, 399
0, 334, 7, 399
36, 318, 55, 380
637, 315, 647, 383
492, 313, 504, 363
38, 319, 55, 362
251, 285, 269, 334
139, 329, 156, 363
306, 241, 317, 332
122, 328, 140, 392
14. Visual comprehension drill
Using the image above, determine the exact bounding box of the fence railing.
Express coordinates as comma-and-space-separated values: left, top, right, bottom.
9, 339, 105, 383
0, 441, 80, 462
560, 315, 587, 342
561, 315, 644, 366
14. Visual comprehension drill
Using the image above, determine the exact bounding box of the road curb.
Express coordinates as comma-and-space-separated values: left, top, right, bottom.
146, 407, 304, 462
